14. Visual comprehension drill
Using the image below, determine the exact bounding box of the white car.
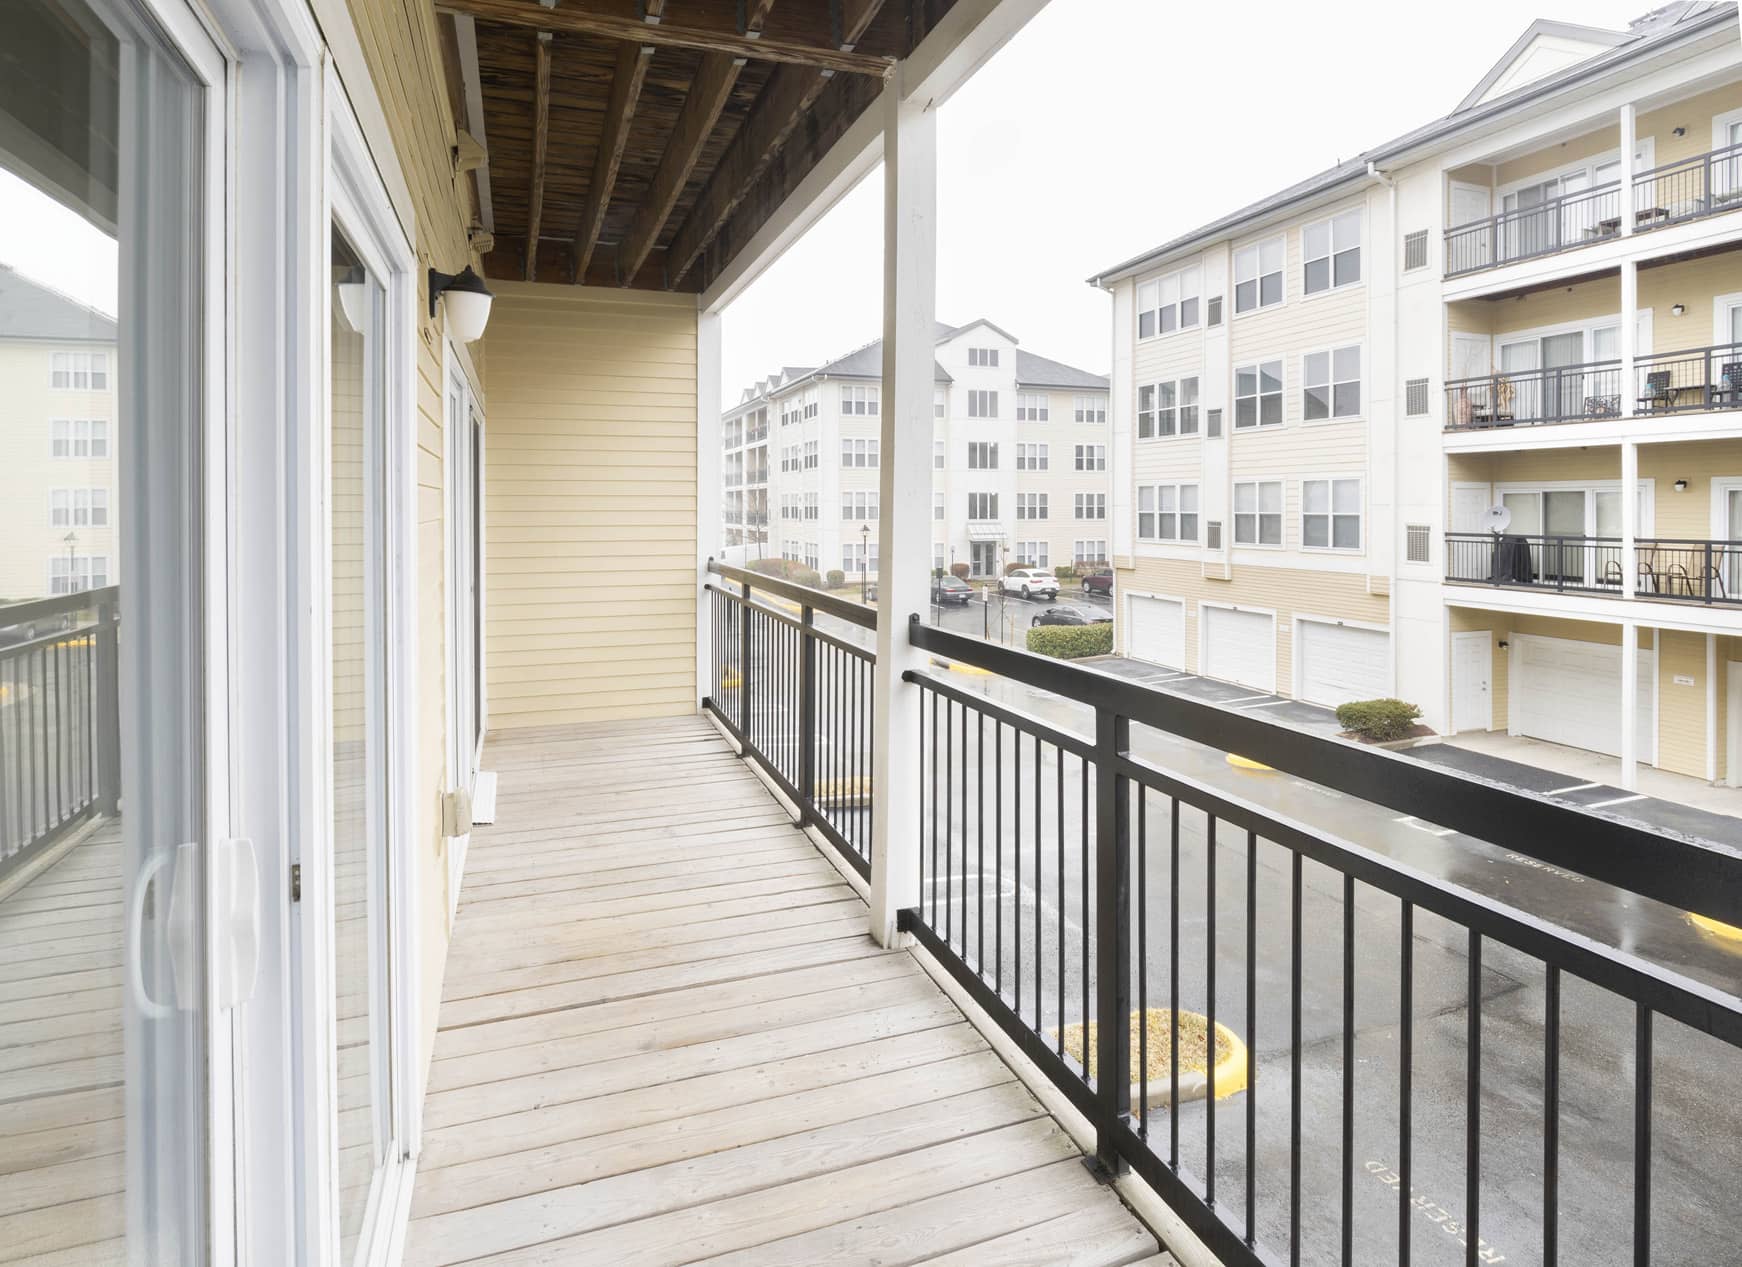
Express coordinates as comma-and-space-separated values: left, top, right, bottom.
1001, 568, 1060, 600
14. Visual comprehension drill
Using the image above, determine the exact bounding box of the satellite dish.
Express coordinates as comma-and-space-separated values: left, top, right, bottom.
1482, 505, 1512, 533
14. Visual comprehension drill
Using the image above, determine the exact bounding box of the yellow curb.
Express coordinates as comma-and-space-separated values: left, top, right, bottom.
815, 776, 872, 809
1226, 753, 1274, 772
1690, 913, 1742, 948
1054, 1008, 1249, 1108
931, 656, 994, 676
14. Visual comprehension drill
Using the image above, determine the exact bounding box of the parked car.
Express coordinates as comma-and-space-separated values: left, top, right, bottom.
1000, 568, 1059, 600
1031, 605, 1112, 628
932, 575, 973, 604
1079, 568, 1113, 596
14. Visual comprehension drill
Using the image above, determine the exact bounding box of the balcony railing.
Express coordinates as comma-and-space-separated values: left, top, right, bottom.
1445, 360, 1622, 429
1445, 532, 1742, 605
1633, 342, 1742, 414
1444, 143, 1742, 277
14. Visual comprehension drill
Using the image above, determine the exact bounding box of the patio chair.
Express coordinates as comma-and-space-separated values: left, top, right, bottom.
1638, 369, 1673, 412
1584, 394, 1621, 418
1715, 362, 1742, 410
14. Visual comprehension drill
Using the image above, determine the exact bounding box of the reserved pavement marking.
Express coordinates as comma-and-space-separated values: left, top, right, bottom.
1588, 792, 1647, 808
1547, 781, 1602, 794
1394, 814, 1457, 838
1365, 1161, 1506, 1264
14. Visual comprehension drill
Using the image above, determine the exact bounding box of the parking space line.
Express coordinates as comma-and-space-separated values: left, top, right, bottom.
1587, 793, 1647, 808
1238, 699, 1293, 710
1546, 781, 1602, 794
1222, 693, 1275, 705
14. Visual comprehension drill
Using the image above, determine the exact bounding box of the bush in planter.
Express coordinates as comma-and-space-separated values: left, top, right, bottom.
1027, 622, 1114, 659
1335, 698, 1422, 743
826, 569, 846, 587
1053, 564, 1077, 580
951, 562, 971, 580
748, 557, 822, 589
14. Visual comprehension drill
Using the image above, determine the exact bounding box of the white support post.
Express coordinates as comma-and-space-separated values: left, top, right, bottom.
1708, 633, 1719, 784
1620, 620, 1639, 792
697, 307, 723, 706
868, 62, 937, 948
1619, 104, 1637, 236
1621, 438, 1638, 599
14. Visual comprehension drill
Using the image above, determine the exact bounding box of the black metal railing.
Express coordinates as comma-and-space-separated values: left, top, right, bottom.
1444, 361, 1622, 429
702, 561, 874, 877
1636, 538, 1742, 605
0, 588, 120, 881
1633, 343, 1742, 415
1632, 142, 1742, 234
897, 617, 1741, 1267
1445, 182, 1621, 276
1445, 532, 1623, 593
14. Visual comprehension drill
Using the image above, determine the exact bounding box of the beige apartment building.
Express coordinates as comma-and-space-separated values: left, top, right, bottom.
1094, 2, 1742, 793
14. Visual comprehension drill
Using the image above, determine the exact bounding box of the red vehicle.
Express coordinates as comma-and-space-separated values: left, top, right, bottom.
1079, 568, 1113, 596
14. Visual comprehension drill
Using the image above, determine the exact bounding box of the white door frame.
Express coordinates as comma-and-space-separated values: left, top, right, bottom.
1728, 661, 1742, 787
1451, 630, 1494, 733
441, 340, 486, 926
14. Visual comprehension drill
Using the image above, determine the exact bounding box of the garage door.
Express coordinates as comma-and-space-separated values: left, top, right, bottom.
1298, 621, 1391, 708
1511, 635, 1655, 762
1126, 596, 1185, 669
1202, 607, 1275, 693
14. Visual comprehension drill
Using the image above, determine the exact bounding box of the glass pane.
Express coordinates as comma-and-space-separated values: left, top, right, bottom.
331, 224, 393, 1261
1503, 492, 1542, 535
1260, 482, 1283, 513
1545, 489, 1586, 535
1332, 515, 1360, 549
1304, 482, 1329, 514
0, 1, 209, 1260
1730, 489, 1742, 539
1304, 351, 1329, 386
1304, 516, 1329, 548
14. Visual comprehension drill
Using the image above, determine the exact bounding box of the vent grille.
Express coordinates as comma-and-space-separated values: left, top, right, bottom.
1405, 378, 1430, 416
1206, 408, 1223, 438
1207, 296, 1223, 326
1406, 524, 1430, 563
1403, 229, 1429, 271
1206, 520, 1223, 550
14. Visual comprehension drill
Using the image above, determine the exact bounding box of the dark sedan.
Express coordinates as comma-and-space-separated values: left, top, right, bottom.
932, 575, 973, 604
1031, 605, 1112, 628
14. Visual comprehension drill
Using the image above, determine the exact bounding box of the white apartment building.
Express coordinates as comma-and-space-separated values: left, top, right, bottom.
723, 319, 1110, 580
0, 267, 118, 602
1094, 2, 1742, 792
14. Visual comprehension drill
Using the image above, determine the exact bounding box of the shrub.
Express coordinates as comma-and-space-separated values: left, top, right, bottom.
1026, 622, 1114, 660
1053, 564, 1077, 579
1335, 698, 1423, 743
1005, 560, 1029, 575
933, 567, 944, 579
951, 562, 971, 580
826, 569, 846, 587
747, 557, 822, 589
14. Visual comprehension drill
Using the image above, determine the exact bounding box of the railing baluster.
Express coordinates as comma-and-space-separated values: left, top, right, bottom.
1056, 746, 1064, 1059
1635, 1003, 1652, 1267
1093, 710, 1130, 1174
1171, 797, 1182, 1172
1342, 873, 1355, 1267
994, 720, 1002, 995
1137, 789, 1148, 1139
1290, 850, 1303, 1267
945, 698, 953, 946
1545, 964, 1561, 1267
1080, 751, 1090, 1085
977, 711, 985, 975
1400, 900, 1414, 1267
1207, 813, 1218, 1207
1035, 734, 1042, 1036
1467, 929, 1483, 1267
1245, 828, 1257, 1244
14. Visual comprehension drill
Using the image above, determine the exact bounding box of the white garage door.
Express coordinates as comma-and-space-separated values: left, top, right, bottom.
1202, 607, 1275, 693
1511, 635, 1655, 762
1126, 596, 1185, 669
1298, 621, 1391, 708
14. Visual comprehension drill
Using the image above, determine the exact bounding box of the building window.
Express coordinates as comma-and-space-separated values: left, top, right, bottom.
968, 347, 1000, 367
1138, 483, 1200, 542
1206, 407, 1223, 438
1179, 377, 1200, 435
1073, 539, 1107, 564
1304, 345, 1362, 420
50, 351, 108, 391
1016, 392, 1049, 421
49, 554, 108, 594
1234, 361, 1283, 429
968, 492, 999, 519
841, 438, 879, 468
934, 543, 947, 572
843, 542, 878, 574
840, 384, 880, 416
805, 440, 819, 469
934, 440, 945, 470
968, 441, 999, 470
934, 389, 947, 419
804, 388, 819, 419
934, 493, 945, 521
1074, 444, 1106, 472
50, 488, 108, 527
1137, 384, 1155, 438
1016, 442, 1048, 471
1017, 492, 1048, 520
1403, 229, 1429, 272
51, 419, 109, 458
1073, 395, 1107, 423
968, 389, 998, 418
781, 398, 801, 426
1302, 478, 1362, 549
1075, 492, 1106, 519
843, 491, 880, 521
1015, 540, 1049, 568
1303, 209, 1362, 294
1405, 378, 1430, 417
1233, 480, 1283, 545
1137, 264, 1201, 338
1146, 377, 1201, 438
805, 544, 819, 572
805, 492, 819, 520
1234, 236, 1284, 313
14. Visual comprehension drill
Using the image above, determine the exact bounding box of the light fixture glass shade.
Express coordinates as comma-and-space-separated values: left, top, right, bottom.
444, 288, 492, 343
334, 280, 369, 335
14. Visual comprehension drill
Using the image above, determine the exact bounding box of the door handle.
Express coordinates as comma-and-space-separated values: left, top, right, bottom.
128, 838, 260, 1018
129, 842, 196, 1021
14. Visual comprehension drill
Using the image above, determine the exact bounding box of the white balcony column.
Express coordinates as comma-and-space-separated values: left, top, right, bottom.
869, 60, 937, 948
1620, 620, 1640, 793
697, 307, 722, 706
1621, 438, 1639, 599
1619, 103, 1637, 236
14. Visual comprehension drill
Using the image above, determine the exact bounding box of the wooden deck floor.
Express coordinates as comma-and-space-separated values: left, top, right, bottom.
405, 715, 1166, 1267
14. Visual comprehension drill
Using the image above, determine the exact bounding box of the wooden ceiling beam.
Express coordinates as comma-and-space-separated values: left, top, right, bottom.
616, 49, 744, 284
433, 0, 892, 77
572, 40, 653, 283
523, 32, 552, 281
665, 0, 884, 284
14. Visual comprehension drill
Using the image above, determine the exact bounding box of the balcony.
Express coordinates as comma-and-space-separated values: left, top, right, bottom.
1445, 532, 1742, 605
1444, 142, 1742, 278
1445, 343, 1742, 431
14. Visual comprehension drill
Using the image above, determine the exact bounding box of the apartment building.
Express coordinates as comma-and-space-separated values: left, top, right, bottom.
722, 319, 1111, 579
0, 267, 118, 602
1094, 2, 1742, 792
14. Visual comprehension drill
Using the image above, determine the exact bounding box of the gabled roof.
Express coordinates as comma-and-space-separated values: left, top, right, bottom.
813, 338, 951, 383
1015, 350, 1106, 391
938, 316, 1020, 346
0, 266, 116, 343
1456, 18, 1633, 113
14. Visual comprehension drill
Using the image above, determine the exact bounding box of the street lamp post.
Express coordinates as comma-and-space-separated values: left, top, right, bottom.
860, 523, 870, 602
62, 531, 77, 595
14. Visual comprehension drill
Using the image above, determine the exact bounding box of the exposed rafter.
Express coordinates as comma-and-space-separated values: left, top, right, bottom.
523, 32, 552, 280
433, 0, 893, 77
573, 41, 653, 282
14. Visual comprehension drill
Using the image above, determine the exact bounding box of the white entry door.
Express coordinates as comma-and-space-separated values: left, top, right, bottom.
1203, 607, 1276, 693
1126, 595, 1185, 669
1510, 635, 1655, 762
1297, 621, 1390, 707
1451, 631, 1494, 733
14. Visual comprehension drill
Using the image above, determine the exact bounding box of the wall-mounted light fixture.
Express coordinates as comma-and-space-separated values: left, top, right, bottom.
1673, 126, 1687, 137
333, 265, 368, 335
429, 264, 495, 343
1675, 478, 1689, 492
1672, 303, 1686, 316
1497, 639, 1509, 650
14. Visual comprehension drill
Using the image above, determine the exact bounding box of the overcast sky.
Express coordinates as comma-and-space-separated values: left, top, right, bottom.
719, 0, 1649, 399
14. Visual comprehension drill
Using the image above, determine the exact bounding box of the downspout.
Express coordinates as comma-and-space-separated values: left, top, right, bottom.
1367, 159, 1402, 698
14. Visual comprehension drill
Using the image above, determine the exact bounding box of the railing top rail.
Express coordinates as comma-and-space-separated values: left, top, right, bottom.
907, 617, 1742, 929
1444, 359, 1620, 387
1444, 177, 1621, 236
1638, 536, 1742, 546
1637, 339, 1742, 360
1636, 136, 1742, 179
709, 558, 877, 629
0, 586, 120, 631
704, 583, 871, 657
1445, 531, 1622, 542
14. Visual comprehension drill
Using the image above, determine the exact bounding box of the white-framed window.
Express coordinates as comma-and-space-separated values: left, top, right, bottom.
1142, 377, 1201, 438
969, 491, 999, 519
842, 490, 880, 521
841, 437, 878, 468
968, 389, 998, 418
1074, 444, 1106, 472
804, 388, 819, 419
50, 487, 108, 527
1016, 392, 1049, 421
1302, 478, 1362, 550
1233, 480, 1284, 545
805, 492, 819, 520
51, 418, 110, 458
1137, 483, 1199, 542
781, 397, 802, 426
968, 347, 1000, 367
1075, 492, 1106, 519
968, 441, 999, 470
1136, 263, 1202, 339
1017, 492, 1048, 520
1073, 395, 1107, 423
1234, 236, 1284, 313
1073, 539, 1108, 564
934, 389, 947, 419
934, 543, 947, 572
805, 544, 820, 572
1234, 361, 1283, 429
841, 384, 879, 415
1304, 345, 1362, 420
50, 351, 109, 390
1016, 442, 1048, 471
1015, 540, 1050, 568
1303, 209, 1362, 294
934, 493, 945, 521
48, 554, 109, 594
934, 440, 946, 470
